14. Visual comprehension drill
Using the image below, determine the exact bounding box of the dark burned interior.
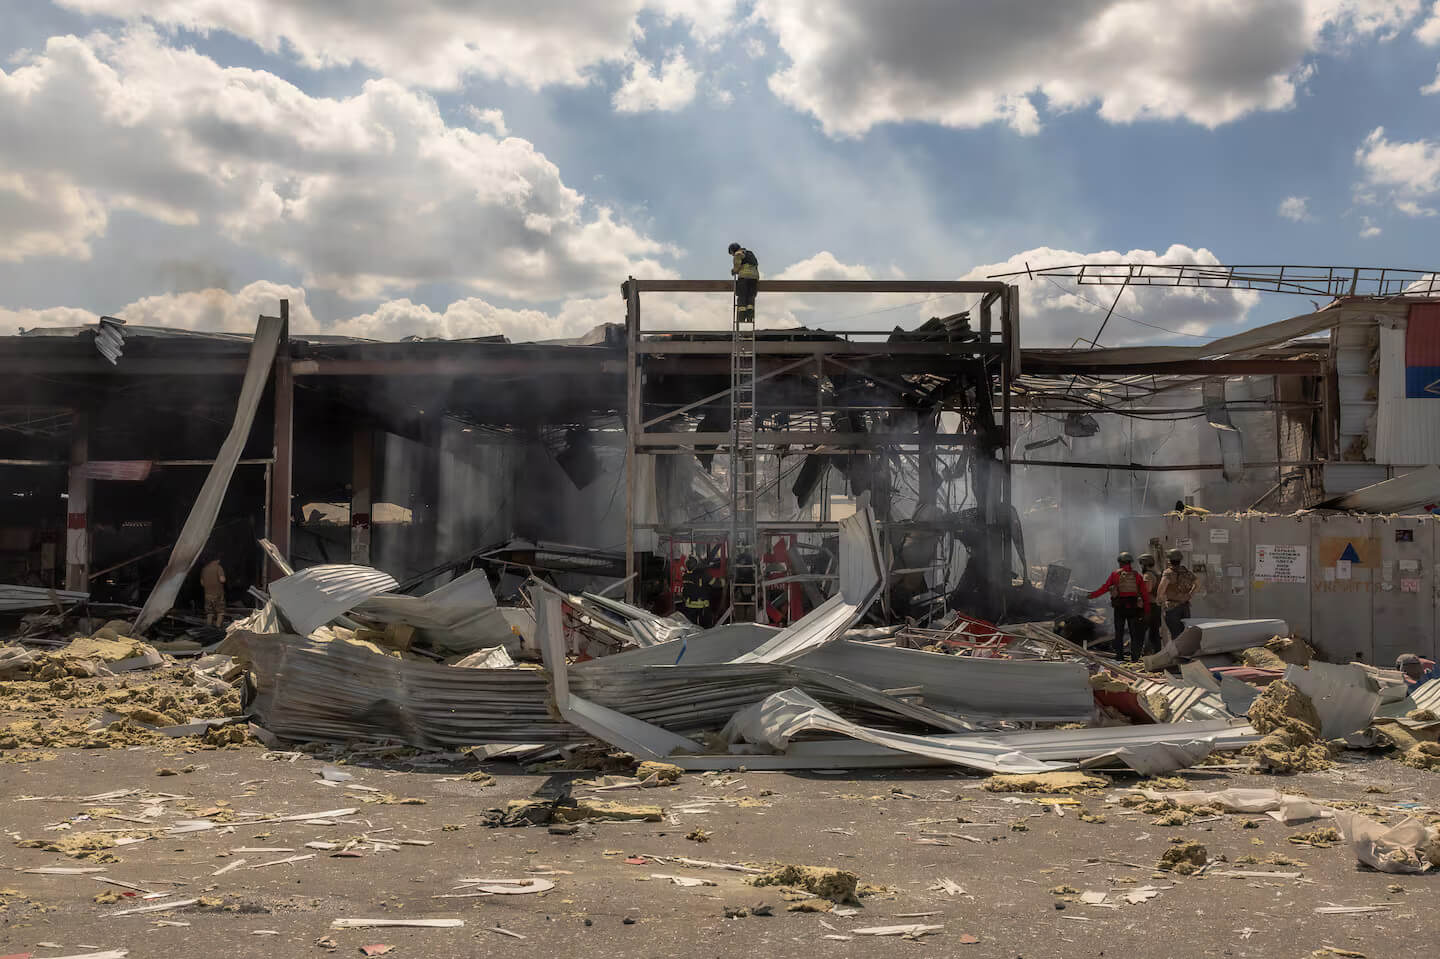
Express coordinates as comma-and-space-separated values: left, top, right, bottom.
0, 279, 1058, 628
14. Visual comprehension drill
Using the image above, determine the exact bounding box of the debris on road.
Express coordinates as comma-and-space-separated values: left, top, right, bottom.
752, 864, 859, 904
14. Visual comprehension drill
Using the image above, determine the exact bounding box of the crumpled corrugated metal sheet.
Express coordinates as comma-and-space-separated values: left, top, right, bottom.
721, 688, 1066, 774
795, 640, 1094, 723
716, 688, 1255, 775
356, 569, 511, 653
0, 584, 89, 611
576, 592, 700, 648
1283, 661, 1381, 740
269, 565, 399, 637
232, 625, 975, 748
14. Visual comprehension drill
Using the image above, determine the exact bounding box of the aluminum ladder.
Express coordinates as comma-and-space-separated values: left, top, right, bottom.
729, 281, 759, 623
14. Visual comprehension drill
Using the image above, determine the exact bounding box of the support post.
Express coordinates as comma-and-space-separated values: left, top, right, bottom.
266, 299, 293, 582
64, 409, 90, 592
624, 279, 640, 603
351, 428, 373, 565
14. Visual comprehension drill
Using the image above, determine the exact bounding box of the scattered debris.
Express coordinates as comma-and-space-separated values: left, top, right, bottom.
983, 771, 1107, 793
1157, 840, 1208, 875
852, 924, 943, 938
752, 864, 859, 904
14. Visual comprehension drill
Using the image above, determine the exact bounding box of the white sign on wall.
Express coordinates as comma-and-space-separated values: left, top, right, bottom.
1254, 544, 1307, 584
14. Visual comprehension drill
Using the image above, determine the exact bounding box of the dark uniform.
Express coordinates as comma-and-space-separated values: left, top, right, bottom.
729, 243, 759, 323
681, 557, 717, 628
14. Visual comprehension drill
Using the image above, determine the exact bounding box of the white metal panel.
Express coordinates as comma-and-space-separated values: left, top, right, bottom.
1323, 463, 1391, 495
1319, 465, 1440, 514
1247, 514, 1311, 641
1309, 514, 1376, 664
269, 564, 399, 636
1375, 321, 1440, 465
1372, 517, 1435, 665
1187, 514, 1250, 621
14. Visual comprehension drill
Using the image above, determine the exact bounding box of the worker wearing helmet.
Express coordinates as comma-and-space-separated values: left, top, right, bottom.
1138, 553, 1162, 657
1088, 551, 1151, 661
681, 555, 712, 627
1157, 548, 1198, 642
728, 243, 760, 324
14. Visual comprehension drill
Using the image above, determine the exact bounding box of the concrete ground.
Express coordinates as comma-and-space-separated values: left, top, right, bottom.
1, 738, 1435, 959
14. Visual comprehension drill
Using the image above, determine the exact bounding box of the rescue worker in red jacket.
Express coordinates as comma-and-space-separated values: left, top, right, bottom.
1088, 551, 1152, 661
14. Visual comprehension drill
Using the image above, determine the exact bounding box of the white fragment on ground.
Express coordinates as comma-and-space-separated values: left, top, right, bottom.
331, 919, 465, 929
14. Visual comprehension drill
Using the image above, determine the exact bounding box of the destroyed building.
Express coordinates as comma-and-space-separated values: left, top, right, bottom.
3, 267, 1439, 657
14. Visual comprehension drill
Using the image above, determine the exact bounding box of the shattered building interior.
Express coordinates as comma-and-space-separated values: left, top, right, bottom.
3, 266, 1439, 649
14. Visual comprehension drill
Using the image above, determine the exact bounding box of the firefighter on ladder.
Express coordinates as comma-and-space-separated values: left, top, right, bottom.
1088, 551, 1152, 662
728, 243, 759, 321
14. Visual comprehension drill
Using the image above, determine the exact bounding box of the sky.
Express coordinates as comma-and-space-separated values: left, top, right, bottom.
1, 0, 1439, 347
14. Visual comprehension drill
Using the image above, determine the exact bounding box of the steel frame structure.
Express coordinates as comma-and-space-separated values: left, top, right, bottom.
989, 262, 1440, 299
620, 278, 1020, 612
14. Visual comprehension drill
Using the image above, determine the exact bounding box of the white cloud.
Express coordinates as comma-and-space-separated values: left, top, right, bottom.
961, 245, 1260, 347
1418, 0, 1440, 43
1354, 126, 1440, 215
466, 107, 508, 137
0, 281, 307, 335
753, 0, 1423, 136
55, 0, 739, 91
0, 250, 902, 342
1360, 215, 1383, 237
1278, 195, 1313, 221
0, 172, 109, 262
613, 53, 701, 113
0, 29, 672, 299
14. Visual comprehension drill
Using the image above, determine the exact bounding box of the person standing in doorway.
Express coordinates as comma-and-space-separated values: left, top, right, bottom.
200, 554, 227, 628
728, 243, 759, 323
1088, 552, 1151, 661
1157, 548, 1197, 641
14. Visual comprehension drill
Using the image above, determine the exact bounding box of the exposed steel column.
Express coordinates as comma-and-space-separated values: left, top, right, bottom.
64, 409, 90, 592
267, 299, 293, 582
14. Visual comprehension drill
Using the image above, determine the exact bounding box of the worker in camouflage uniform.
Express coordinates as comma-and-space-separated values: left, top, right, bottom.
1157, 548, 1198, 641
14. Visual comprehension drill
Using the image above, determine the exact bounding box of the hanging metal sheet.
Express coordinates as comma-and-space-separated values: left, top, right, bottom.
134, 314, 283, 634
1201, 379, 1244, 481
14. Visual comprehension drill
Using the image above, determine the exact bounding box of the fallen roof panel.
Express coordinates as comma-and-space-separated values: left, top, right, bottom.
268, 564, 400, 637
